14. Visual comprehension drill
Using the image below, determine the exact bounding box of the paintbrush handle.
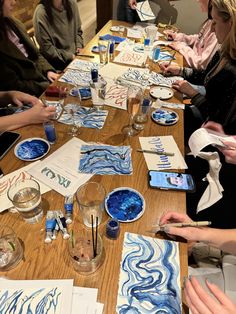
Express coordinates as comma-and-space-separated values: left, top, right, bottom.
137, 149, 174, 156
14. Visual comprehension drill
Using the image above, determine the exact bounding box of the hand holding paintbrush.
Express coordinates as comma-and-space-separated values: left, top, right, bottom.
156, 211, 211, 242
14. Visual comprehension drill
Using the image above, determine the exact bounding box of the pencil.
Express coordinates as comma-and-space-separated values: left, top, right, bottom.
77, 54, 95, 58
137, 149, 174, 156
167, 51, 176, 66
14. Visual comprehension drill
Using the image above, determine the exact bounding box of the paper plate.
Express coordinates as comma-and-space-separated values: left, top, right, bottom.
70, 87, 91, 99
14, 138, 50, 161
151, 108, 179, 126
105, 187, 145, 222
150, 86, 174, 100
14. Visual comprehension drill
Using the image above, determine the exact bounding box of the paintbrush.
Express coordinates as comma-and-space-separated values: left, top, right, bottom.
167, 51, 176, 67
153, 221, 212, 233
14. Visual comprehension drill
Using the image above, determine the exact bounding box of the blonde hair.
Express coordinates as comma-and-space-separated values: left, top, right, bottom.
211, 0, 236, 60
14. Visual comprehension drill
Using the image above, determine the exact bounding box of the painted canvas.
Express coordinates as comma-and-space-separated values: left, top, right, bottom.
79, 145, 132, 175
67, 59, 100, 72
58, 105, 108, 129
117, 232, 181, 314
0, 279, 73, 314
114, 50, 147, 67
58, 69, 91, 86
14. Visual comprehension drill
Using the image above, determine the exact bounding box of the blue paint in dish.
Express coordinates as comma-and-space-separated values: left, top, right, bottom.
105, 188, 145, 222
15, 138, 50, 161
152, 109, 179, 125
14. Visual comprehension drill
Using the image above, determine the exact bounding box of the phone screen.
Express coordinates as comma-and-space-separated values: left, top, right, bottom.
149, 171, 195, 192
0, 131, 21, 160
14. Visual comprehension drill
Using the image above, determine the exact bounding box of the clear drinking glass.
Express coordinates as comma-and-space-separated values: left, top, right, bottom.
133, 98, 152, 131
64, 103, 81, 137
0, 225, 23, 271
68, 232, 104, 275
76, 182, 106, 228
122, 86, 143, 136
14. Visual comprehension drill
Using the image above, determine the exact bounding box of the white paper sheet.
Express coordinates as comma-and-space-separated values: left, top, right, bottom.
114, 50, 147, 67
72, 286, 101, 314
27, 138, 93, 196
139, 136, 187, 170
105, 78, 128, 110
0, 162, 51, 212
126, 28, 143, 39
136, 0, 155, 21
99, 63, 128, 80
0, 279, 74, 314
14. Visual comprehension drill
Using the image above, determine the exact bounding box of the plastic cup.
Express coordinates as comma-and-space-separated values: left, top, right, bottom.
90, 78, 107, 110
43, 120, 56, 144
98, 40, 110, 64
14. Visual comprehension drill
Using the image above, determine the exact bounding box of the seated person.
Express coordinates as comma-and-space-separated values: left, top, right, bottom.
159, 0, 236, 139
33, 0, 84, 71
165, 0, 219, 70
0, 90, 56, 131
159, 210, 236, 314
0, 0, 59, 97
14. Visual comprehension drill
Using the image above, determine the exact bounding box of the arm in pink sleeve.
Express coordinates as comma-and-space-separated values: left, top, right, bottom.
174, 32, 198, 46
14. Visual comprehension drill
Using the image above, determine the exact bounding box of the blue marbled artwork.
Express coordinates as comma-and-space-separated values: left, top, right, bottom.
148, 72, 183, 87
59, 105, 108, 129
0, 287, 61, 314
152, 109, 179, 125
105, 188, 144, 222
58, 69, 91, 86
79, 145, 132, 175
15, 138, 50, 161
67, 59, 100, 71
117, 232, 181, 314
120, 68, 150, 86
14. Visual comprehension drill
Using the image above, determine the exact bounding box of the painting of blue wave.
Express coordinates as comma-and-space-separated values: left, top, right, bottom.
59, 105, 108, 129
67, 59, 100, 71
0, 287, 62, 313
117, 232, 181, 314
15, 138, 50, 161
58, 69, 91, 86
79, 145, 132, 175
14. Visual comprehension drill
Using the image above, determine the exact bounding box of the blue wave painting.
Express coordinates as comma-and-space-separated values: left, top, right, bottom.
0, 287, 62, 313
79, 145, 132, 175
59, 105, 108, 129
58, 69, 91, 86
117, 232, 181, 314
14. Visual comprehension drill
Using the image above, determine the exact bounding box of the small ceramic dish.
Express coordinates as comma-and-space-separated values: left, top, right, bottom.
150, 86, 174, 100
105, 187, 145, 222
14, 138, 50, 161
110, 26, 125, 32
151, 108, 179, 126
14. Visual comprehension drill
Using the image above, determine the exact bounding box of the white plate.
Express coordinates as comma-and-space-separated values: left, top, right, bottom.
105, 187, 145, 222
14, 138, 50, 161
150, 86, 174, 100
110, 26, 125, 32
151, 108, 179, 126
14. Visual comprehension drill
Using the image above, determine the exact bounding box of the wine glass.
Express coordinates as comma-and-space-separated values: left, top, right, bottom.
122, 86, 143, 136
65, 103, 81, 137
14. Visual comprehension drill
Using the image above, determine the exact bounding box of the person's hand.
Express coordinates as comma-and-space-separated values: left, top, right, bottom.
27, 102, 56, 124
185, 276, 236, 314
159, 63, 181, 76
220, 140, 236, 165
159, 211, 201, 241
129, 0, 137, 9
163, 30, 177, 40
202, 121, 225, 134
47, 71, 59, 83
8, 91, 41, 107
172, 80, 199, 98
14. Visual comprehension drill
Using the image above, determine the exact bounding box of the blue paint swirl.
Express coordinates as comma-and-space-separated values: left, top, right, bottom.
105, 188, 144, 222
117, 232, 181, 314
152, 109, 178, 125
79, 145, 132, 175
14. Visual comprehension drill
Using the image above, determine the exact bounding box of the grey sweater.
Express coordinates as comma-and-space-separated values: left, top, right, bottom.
33, 0, 83, 70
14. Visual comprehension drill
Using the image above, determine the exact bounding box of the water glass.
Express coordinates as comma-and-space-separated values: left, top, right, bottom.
76, 182, 106, 228
145, 25, 158, 44
90, 78, 107, 110
133, 98, 152, 131
7, 179, 43, 224
0, 225, 23, 271
43, 120, 56, 144
68, 233, 104, 275
98, 40, 110, 64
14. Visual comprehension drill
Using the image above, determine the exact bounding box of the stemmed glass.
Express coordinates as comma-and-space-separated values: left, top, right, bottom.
122, 86, 143, 136
65, 103, 81, 137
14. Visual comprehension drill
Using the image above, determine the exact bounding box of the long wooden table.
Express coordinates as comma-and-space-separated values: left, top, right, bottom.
0, 20, 188, 313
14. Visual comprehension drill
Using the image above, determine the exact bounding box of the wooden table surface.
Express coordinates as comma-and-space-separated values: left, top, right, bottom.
0, 20, 188, 313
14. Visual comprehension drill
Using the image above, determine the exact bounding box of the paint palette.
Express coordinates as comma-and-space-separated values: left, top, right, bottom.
152, 108, 179, 125
14, 138, 50, 161
105, 187, 145, 222
150, 86, 174, 99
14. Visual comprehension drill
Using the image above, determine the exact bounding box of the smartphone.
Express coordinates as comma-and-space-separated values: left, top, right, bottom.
0, 131, 21, 160
149, 170, 195, 192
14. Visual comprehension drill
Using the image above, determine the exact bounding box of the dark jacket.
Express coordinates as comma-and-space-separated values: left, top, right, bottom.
0, 18, 55, 96
184, 52, 236, 137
